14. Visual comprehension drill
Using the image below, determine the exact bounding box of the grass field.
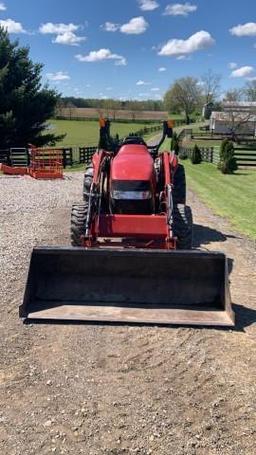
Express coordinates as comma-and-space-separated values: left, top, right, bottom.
182, 160, 256, 239
50, 119, 160, 147
160, 132, 256, 239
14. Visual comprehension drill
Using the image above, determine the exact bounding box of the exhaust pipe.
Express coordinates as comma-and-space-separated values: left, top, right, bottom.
20, 247, 234, 326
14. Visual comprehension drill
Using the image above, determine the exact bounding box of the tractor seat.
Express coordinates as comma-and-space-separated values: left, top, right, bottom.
121, 136, 146, 146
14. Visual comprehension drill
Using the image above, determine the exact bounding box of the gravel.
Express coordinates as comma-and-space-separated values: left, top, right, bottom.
0, 172, 255, 455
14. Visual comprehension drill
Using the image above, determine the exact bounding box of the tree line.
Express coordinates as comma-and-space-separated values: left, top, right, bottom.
59, 98, 165, 112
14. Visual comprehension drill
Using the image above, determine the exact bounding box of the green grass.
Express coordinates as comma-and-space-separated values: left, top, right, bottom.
184, 139, 221, 148
159, 131, 256, 239
49, 119, 160, 147
183, 160, 256, 239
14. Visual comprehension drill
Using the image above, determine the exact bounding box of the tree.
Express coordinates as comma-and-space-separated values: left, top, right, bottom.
243, 80, 256, 101
164, 77, 202, 124
224, 111, 255, 141
0, 27, 64, 147
201, 69, 221, 104
223, 89, 243, 102
218, 140, 237, 174
190, 144, 202, 164
66, 101, 75, 120
129, 100, 143, 121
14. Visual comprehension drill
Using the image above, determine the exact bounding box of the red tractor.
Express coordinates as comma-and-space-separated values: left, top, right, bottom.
71, 122, 192, 251
20, 121, 234, 326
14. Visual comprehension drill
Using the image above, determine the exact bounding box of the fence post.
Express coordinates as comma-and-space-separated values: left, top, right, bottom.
62, 149, 67, 168
70, 148, 73, 167
210, 147, 213, 163
7, 149, 11, 166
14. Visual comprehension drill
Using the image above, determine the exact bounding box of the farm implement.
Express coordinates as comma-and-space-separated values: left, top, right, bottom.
20, 120, 234, 326
1, 146, 63, 179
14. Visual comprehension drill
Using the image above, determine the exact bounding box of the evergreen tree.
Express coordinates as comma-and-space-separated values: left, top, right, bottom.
0, 27, 64, 147
218, 140, 237, 174
190, 144, 202, 164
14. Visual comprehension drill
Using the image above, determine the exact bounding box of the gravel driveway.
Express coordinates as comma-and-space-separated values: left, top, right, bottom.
0, 172, 255, 455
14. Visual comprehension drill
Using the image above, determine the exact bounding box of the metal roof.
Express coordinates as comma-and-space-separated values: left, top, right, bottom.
211, 111, 256, 122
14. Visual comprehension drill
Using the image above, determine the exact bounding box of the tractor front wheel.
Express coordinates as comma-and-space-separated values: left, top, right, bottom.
71, 203, 88, 246
83, 164, 93, 201
172, 164, 186, 205
173, 204, 193, 249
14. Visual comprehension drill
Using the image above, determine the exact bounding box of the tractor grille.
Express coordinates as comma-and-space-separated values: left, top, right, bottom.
111, 180, 153, 214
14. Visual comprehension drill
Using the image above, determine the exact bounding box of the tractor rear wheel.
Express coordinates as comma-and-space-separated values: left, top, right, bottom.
173, 164, 186, 205
71, 203, 88, 246
83, 164, 93, 201
173, 204, 193, 249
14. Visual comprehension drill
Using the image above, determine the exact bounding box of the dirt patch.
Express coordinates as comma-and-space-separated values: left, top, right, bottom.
0, 173, 255, 455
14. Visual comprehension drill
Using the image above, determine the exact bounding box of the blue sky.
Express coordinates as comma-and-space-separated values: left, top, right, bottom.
1, 0, 256, 100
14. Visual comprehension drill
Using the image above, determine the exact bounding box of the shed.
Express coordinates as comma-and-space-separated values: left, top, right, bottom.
210, 111, 256, 136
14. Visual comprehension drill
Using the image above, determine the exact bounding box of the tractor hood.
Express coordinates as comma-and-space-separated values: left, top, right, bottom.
111, 145, 154, 181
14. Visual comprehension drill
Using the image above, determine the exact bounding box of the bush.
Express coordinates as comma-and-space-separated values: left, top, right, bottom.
190, 144, 202, 164
178, 149, 188, 160
171, 132, 179, 155
219, 138, 229, 160
218, 140, 238, 174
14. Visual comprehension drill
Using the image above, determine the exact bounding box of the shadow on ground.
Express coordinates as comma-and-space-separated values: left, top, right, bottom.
193, 223, 239, 247
233, 304, 256, 331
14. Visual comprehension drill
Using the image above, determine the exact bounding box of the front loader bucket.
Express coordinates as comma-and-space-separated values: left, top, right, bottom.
20, 247, 234, 326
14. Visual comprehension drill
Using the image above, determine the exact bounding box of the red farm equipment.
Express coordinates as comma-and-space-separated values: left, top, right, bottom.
28, 146, 63, 179
20, 120, 234, 326
1, 146, 63, 179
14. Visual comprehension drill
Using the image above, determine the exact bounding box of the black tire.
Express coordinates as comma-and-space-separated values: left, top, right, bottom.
83, 164, 93, 201
172, 164, 186, 205
70, 203, 88, 246
173, 204, 193, 250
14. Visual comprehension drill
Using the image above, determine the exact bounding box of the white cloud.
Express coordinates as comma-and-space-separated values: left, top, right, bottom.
158, 30, 215, 56
164, 2, 197, 16
54, 32, 86, 46
46, 71, 70, 81
39, 22, 85, 46
0, 18, 26, 33
101, 16, 148, 35
138, 0, 159, 11
158, 67, 167, 72
228, 62, 237, 69
136, 80, 151, 85
231, 66, 254, 78
120, 16, 148, 34
39, 22, 79, 34
230, 22, 256, 37
0, 2, 6, 11
75, 49, 127, 66
151, 87, 160, 91
101, 21, 119, 32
